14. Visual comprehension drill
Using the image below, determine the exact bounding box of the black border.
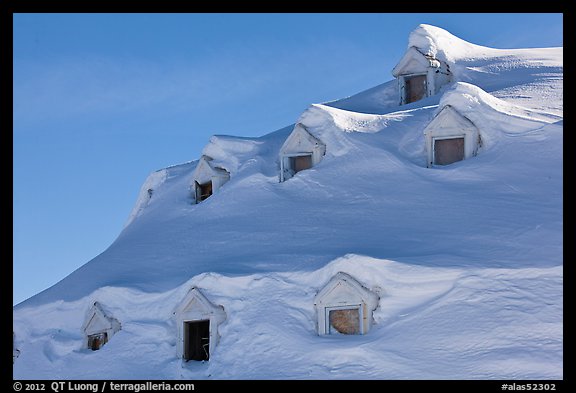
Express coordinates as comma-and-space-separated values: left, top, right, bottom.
2, 1, 568, 13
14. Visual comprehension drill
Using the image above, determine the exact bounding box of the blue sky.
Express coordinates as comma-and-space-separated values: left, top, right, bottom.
12, 13, 563, 305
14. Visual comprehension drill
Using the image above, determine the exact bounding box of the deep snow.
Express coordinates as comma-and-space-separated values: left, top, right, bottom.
13, 24, 563, 379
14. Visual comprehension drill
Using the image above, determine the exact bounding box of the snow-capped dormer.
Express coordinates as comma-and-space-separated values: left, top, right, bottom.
191, 155, 230, 204
173, 287, 226, 361
314, 272, 379, 336
82, 302, 121, 351
392, 46, 452, 105
423, 105, 481, 167
279, 123, 326, 182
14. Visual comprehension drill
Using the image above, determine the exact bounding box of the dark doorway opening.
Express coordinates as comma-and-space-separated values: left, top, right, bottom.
196, 181, 213, 203
405, 74, 427, 103
290, 155, 312, 174
87, 332, 108, 351
434, 137, 465, 165
184, 320, 210, 361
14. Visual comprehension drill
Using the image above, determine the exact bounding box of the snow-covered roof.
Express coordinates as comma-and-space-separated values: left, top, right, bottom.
81, 302, 121, 334
314, 272, 379, 311
13, 23, 563, 380
407, 24, 495, 64
294, 103, 405, 157
200, 135, 264, 176
279, 123, 325, 154
174, 287, 226, 322
435, 82, 554, 148
391, 46, 442, 77
424, 105, 477, 134
193, 155, 229, 177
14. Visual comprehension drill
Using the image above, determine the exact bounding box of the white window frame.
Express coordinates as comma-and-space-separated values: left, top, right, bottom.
325, 304, 363, 335
280, 152, 314, 182
432, 135, 466, 166
401, 73, 428, 104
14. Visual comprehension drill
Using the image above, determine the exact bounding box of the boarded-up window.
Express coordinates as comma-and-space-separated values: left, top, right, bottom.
329, 308, 360, 335
434, 137, 465, 165
196, 181, 213, 202
290, 155, 312, 173
184, 320, 210, 361
88, 332, 108, 351
405, 74, 427, 103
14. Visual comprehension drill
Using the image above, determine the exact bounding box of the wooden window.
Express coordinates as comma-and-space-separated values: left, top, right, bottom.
183, 320, 210, 361
328, 308, 360, 335
87, 332, 108, 351
434, 137, 465, 165
290, 155, 312, 173
405, 74, 427, 103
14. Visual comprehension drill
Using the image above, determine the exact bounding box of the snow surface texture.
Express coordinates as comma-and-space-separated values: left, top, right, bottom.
13, 24, 563, 379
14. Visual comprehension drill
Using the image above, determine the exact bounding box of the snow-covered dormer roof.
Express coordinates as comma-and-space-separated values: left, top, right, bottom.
314, 272, 379, 310
407, 24, 490, 64
393, 23, 500, 79
424, 105, 477, 135
434, 82, 553, 148
81, 302, 121, 335
392, 46, 442, 77
279, 123, 325, 155
192, 155, 229, 179
190, 155, 230, 189
439, 82, 554, 126
174, 287, 226, 324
